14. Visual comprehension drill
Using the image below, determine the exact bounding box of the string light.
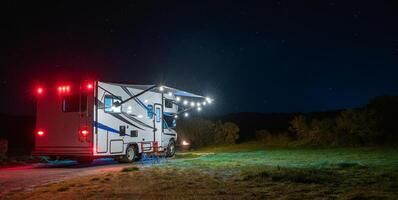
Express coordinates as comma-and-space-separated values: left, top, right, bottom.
159, 86, 164, 91
183, 100, 188, 105
168, 91, 173, 96
176, 96, 181, 102
184, 113, 189, 117
190, 102, 195, 107
197, 107, 202, 111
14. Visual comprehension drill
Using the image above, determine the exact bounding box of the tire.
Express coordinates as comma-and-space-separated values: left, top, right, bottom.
166, 139, 176, 157
120, 145, 137, 163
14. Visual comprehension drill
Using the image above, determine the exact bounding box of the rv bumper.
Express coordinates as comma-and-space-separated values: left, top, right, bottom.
32, 146, 93, 156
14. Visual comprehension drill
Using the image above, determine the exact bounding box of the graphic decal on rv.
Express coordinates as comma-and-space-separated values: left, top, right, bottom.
94, 121, 119, 134
97, 96, 152, 131
94, 121, 132, 137
120, 86, 148, 110
108, 113, 144, 130
121, 112, 154, 129
98, 85, 122, 101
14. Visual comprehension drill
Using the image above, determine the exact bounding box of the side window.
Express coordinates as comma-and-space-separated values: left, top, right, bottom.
147, 105, 153, 118
163, 115, 176, 130
104, 95, 122, 113
104, 96, 113, 112
130, 130, 138, 137
155, 107, 161, 122
164, 99, 173, 108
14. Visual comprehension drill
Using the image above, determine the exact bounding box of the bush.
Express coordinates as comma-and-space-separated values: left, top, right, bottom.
177, 118, 215, 148
289, 115, 309, 139
177, 119, 240, 147
255, 130, 292, 145
214, 122, 240, 144
367, 96, 398, 143
309, 118, 336, 145
335, 109, 381, 145
288, 107, 385, 146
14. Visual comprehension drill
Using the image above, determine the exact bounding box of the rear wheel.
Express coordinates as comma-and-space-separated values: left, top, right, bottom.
166, 140, 176, 157
120, 145, 137, 163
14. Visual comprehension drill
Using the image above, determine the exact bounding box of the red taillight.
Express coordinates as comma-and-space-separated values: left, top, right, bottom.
58, 85, 71, 94
36, 130, 45, 136
37, 87, 44, 94
80, 128, 89, 136
87, 83, 93, 90
83, 80, 94, 92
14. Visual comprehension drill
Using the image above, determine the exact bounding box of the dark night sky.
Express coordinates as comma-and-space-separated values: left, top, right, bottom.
1, 1, 398, 115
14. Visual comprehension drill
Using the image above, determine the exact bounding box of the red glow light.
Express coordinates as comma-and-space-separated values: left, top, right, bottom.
58, 85, 71, 93
83, 81, 94, 92
80, 129, 89, 136
37, 130, 45, 136
37, 87, 44, 94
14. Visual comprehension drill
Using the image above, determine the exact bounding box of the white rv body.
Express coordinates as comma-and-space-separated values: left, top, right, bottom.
33, 80, 208, 163
94, 81, 177, 156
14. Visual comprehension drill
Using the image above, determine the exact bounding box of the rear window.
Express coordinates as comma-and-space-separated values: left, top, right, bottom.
62, 94, 87, 112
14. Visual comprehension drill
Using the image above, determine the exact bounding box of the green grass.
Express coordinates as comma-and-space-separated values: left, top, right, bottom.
173, 153, 202, 159
242, 167, 337, 184
168, 143, 398, 199
177, 142, 398, 173
4, 142, 398, 199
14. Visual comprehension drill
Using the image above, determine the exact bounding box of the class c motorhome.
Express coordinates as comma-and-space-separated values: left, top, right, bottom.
33, 80, 211, 163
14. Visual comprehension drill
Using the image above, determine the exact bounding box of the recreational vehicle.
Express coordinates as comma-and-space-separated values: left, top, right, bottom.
33, 80, 211, 163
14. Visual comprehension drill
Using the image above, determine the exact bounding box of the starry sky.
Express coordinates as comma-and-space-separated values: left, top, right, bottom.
1, 1, 398, 115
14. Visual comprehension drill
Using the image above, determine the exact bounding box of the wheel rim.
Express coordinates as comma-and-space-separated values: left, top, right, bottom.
169, 142, 175, 155
127, 148, 135, 160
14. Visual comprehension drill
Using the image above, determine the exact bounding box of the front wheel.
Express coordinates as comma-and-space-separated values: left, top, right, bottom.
166, 140, 176, 157
120, 145, 137, 163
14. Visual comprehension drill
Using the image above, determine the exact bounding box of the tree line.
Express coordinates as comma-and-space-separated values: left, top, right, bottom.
258, 96, 398, 146
178, 96, 398, 148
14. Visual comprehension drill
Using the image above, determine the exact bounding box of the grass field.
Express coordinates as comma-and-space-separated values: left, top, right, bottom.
3, 142, 398, 199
